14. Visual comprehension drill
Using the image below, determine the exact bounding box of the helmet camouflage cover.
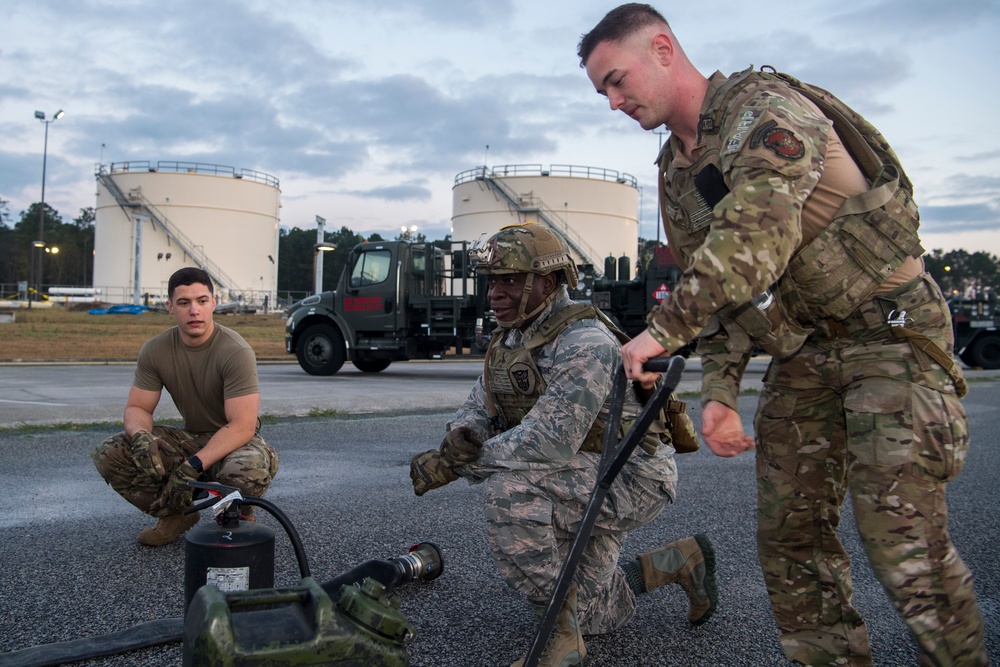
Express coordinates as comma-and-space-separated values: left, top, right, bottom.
471, 223, 579, 289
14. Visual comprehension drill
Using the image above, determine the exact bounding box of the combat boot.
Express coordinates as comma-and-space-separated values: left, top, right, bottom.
511, 585, 586, 667
137, 512, 200, 546
630, 534, 717, 625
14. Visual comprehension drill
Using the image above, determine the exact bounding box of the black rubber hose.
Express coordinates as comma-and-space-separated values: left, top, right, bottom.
239, 496, 311, 579
0, 618, 184, 667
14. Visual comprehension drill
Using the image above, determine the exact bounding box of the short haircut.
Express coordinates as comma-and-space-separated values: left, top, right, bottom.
168, 267, 214, 299
578, 3, 670, 66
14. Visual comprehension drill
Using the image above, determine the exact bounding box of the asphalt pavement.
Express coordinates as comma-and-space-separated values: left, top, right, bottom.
0, 357, 746, 430
0, 360, 998, 666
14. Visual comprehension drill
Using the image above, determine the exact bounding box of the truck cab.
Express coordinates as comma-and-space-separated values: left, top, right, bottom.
285, 240, 487, 375
950, 296, 1000, 369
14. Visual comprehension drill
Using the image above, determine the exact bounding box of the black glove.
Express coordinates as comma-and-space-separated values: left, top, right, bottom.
409, 450, 459, 496
131, 430, 167, 479
440, 426, 483, 466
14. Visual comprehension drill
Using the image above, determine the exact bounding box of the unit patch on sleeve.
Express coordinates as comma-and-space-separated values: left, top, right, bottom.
762, 125, 805, 160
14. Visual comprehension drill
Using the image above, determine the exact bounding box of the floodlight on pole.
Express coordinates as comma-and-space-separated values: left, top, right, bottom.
34, 108, 65, 302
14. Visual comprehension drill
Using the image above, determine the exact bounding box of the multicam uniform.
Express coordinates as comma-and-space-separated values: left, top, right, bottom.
92, 324, 278, 517
449, 287, 678, 635
649, 68, 986, 665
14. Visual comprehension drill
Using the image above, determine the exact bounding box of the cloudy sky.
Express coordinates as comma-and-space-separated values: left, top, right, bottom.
2, 0, 998, 256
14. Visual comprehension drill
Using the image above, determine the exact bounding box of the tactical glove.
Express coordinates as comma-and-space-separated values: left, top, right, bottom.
131, 430, 167, 478
440, 426, 483, 466
409, 449, 458, 496
163, 459, 201, 511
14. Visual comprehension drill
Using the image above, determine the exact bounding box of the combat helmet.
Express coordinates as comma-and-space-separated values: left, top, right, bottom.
471, 223, 578, 329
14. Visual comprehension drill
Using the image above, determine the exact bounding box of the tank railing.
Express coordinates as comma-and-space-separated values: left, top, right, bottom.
101, 161, 279, 189
548, 164, 638, 188
96, 169, 242, 300
480, 174, 605, 277
454, 164, 637, 189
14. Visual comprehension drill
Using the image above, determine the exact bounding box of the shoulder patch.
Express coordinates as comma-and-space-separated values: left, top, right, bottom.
760, 125, 805, 160
722, 106, 765, 155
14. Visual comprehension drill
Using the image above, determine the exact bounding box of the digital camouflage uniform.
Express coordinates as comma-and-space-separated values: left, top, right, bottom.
449, 287, 679, 635
649, 68, 987, 666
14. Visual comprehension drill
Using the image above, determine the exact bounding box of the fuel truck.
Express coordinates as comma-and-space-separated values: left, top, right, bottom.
284, 239, 683, 376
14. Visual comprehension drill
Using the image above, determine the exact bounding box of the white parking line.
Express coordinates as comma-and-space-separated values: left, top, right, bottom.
0, 399, 71, 406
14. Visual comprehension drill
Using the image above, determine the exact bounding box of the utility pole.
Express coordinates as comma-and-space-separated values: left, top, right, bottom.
314, 216, 327, 294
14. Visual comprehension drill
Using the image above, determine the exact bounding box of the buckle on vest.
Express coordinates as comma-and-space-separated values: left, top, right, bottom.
887, 309, 912, 327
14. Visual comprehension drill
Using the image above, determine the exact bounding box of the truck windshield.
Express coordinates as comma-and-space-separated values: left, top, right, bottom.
350, 249, 391, 287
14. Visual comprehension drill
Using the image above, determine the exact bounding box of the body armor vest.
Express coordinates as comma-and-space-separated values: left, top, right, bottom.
486, 303, 608, 450
484, 303, 698, 453
659, 67, 924, 359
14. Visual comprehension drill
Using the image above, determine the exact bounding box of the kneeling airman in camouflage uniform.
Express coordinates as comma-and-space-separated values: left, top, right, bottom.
409, 224, 717, 667
92, 267, 278, 546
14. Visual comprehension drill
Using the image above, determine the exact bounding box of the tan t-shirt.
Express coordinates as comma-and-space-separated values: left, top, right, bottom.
133, 324, 259, 434
796, 96, 922, 295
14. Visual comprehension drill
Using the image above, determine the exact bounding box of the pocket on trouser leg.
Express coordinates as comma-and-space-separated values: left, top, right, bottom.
844, 378, 912, 468
846, 378, 969, 482
484, 475, 557, 599
912, 385, 969, 483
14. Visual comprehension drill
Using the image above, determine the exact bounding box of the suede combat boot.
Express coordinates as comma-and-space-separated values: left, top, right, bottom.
625, 534, 717, 625
511, 585, 587, 667
137, 512, 200, 546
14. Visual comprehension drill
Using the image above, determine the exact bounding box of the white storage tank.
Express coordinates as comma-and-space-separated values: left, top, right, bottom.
93, 161, 281, 305
452, 164, 639, 277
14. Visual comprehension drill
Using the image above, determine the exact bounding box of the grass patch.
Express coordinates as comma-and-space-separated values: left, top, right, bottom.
307, 407, 341, 418
0, 421, 122, 434
0, 307, 288, 361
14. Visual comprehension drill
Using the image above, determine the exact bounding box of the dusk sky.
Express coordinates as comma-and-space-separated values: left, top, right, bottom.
2, 0, 998, 256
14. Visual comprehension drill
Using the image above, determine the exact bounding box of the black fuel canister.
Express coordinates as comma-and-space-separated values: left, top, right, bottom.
184, 517, 276, 611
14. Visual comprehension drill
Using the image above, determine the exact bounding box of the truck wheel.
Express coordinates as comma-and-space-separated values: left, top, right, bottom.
296, 324, 346, 375
353, 357, 392, 373
967, 333, 1000, 369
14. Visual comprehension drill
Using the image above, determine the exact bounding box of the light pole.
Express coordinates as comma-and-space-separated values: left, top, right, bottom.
315, 215, 327, 294
34, 109, 64, 302
27, 241, 45, 307
313, 243, 336, 295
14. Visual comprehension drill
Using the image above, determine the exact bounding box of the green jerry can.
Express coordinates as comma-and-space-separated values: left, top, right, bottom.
183, 575, 414, 666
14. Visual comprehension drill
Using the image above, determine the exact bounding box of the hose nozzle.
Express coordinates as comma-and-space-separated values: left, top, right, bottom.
391, 542, 443, 583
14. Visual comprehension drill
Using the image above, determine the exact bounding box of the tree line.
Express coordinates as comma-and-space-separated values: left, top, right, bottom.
2, 197, 999, 300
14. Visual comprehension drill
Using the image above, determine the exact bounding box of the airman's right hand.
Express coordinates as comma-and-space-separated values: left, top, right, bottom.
701, 401, 755, 458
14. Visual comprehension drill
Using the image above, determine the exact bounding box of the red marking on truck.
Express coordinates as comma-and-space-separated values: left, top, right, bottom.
344, 296, 383, 312
653, 284, 670, 303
